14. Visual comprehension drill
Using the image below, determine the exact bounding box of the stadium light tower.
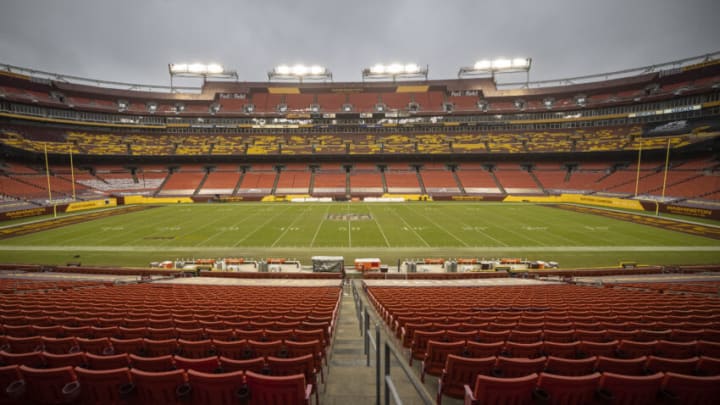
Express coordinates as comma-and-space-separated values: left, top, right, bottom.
458, 57, 532, 83
362, 63, 429, 82
168, 63, 238, 91
268, 64, 332, 82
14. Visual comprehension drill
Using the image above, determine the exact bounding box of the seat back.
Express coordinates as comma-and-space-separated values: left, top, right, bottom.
212, 339, 249, 360
544, 356, 597, 376
645, 355, 698, 375
187, 369, 245, 405
85, 352, 131, 370
661, 372, 720, 405
598, 372, 663, 405
422, 340, 465, 377
128, 368, 188, 405
74, 366, 132, 405
173, 355, 220, 373
464, 341, 504, 358
537, 372, 601, 405
244, 370, 310, 405
129, 354, 175, 372
596, 355, 647, 375
219, 356, 266, 374
18, 365, 79, 404
495, 356, 547, 378
439, 355, 495, 399
469, 373, 538, 405
177, 339, 213, 359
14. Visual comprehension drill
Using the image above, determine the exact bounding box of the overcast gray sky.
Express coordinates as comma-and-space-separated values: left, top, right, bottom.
1, 0, 719, 87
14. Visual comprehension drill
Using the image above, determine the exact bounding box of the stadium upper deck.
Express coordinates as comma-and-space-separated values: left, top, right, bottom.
0, 53, 718, 131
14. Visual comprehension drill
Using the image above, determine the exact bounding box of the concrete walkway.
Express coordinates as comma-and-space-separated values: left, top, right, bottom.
320, 281, 437, 405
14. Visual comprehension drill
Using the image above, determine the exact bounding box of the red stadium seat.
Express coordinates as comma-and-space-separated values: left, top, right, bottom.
109, 337, 145, 356
175, 327, 206, 341
536, 372, 601, 405
128, 354, 175, 372
43, 351, 87, 368
173, 355, 220, 373
464, 373, 538, 405
127, 368, 189, 405
266, 354, 319, 404
544, 356, 597, 376
5, 336, 43, 353
13, 365, 79, 404
617, 339, 657, 358
74, 367, 132, 405
41, 336, 78, 354
503, 341, 544, 358
543, 341, 580, 358
0, 364, 22, 404
218, 356, 266, 374
596, 355, 648, 375
654, 339, 697, 359
177, 339, 214, 359
696, 356, 720, 376
247, 339, 284, 359
85, 352, 131, 370
421, 340, 465, 381
243, 370, 312, 405
142, 338, 178, 357
597, 372, 663, 405
75, 337, 113, 355
212, 339, 249, 360
203, 328, 234, 341
464, 341, 504, 358
437, 355, 496, 404
186, 369, 246, 404
0, 350, 45, 367
409, 330, 445, 364
495, 356, 546, 378
660, 372, 720, 405
645, 355, 699, 374
578, 340, 618, 357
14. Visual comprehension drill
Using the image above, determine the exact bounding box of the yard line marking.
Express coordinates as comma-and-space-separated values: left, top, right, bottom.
2, 245, 717, 252
271, 207, 311, 247
369, 206, 391, 247
232, 206, 293, 247
196, 205, 262, 246
408, 206, 469, 247
309, 205, 331, 247
347, 203, 352, 247
392, 208, 430, 247
439, 207, 509, 247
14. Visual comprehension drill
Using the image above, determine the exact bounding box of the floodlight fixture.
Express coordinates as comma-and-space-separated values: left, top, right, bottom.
168, 62, 238, 90
362, 63, 428, 82
268, 64, 332, 82
459, 57, 532, 81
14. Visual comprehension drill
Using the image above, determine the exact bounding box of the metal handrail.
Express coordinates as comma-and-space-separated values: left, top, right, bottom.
352, 280, 434, 405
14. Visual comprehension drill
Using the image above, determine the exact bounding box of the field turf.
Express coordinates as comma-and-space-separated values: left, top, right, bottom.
0, 202, 718, 268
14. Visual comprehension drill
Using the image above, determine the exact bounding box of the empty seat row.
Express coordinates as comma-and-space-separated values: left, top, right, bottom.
410, 332, 720, 364
2, 336, 327, 361
0, 322, 333, 343
0, 364, 314, 405
400, 325, 720, 348
461, 372, 720, 405
427, 352, 720, 385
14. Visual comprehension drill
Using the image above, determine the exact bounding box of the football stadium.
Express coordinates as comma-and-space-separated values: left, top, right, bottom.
1, 6, 720, 402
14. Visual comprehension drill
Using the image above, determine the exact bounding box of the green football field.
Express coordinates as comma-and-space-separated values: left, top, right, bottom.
0, 202, 718, 268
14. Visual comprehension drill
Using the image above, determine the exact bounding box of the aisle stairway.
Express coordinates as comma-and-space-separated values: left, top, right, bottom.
321, 282, 436, 405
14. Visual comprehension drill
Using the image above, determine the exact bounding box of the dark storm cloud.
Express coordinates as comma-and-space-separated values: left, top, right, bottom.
1, 0, 719, 86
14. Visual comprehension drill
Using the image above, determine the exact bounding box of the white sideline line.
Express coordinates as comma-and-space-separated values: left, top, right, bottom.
270, 207, 311, 248
369, 206, 391, 247
3, 245, 713, 253
309, 205, 331, 247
